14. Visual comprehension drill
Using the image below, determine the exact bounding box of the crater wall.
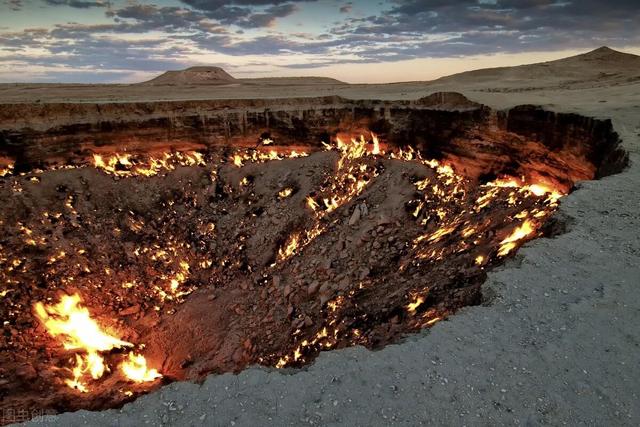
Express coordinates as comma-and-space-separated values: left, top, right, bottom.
0, 92, 628, 188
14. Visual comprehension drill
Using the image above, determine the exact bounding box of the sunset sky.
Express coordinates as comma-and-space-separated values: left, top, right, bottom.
1, 0, 639, 83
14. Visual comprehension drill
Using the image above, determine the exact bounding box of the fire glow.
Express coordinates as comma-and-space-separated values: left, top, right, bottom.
92, 151, 205, 177
34, 294, 161, 392
0, 130, 572, 418
270, 134, 564, 368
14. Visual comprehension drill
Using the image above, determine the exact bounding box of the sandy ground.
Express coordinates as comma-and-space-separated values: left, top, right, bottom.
9, 55, 640, 426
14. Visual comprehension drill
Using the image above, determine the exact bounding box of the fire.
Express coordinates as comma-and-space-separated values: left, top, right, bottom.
425, 317, 441, 326
278, 187, 293, 199
120, 353, 162, 383
230, 148, 308, 168
34, 294, 161, 392
278, 233, 300, 261
371, 132, 381, 155
498, 219, 536, 256
34, 294, 131, 352
0, 163, 14, 177
306, 196, 319, 211
93, 151, 205, 177
275, 296, 343, 368
11, 131, 571, 392
305, 134, 379, 218
406, 296, 425, 315
486, 176, 563, 203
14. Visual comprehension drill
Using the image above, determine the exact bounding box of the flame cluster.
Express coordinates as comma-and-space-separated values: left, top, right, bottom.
307, 134, 380, 216
34, 294, 161, 393
276, 134, 380, 265
231, 149, 307, 168
272, 135, 564, 368
92, 152, 205, 177
1, 133, 568, 387
402, 143, 563, 266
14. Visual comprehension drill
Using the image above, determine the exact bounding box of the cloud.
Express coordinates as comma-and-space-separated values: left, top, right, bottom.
43, 0, 110, 8
325, 0, 640, 59
106, 4, 215, 32
233, 3, 299, 28
179, 0, 313, 28
3, 0, 23, 10
1, 0, 640, 83
180, 0, 312, 11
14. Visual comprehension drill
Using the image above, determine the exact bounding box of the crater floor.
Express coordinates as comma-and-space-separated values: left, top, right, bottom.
1, 137, 569, 418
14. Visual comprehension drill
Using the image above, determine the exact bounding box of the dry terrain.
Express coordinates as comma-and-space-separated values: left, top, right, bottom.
0, 47, 638, 426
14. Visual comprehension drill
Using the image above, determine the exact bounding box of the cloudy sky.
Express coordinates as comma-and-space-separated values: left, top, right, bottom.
1, 0, 639, 83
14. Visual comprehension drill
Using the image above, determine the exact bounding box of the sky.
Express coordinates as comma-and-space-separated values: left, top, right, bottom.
0, 0, 639, 84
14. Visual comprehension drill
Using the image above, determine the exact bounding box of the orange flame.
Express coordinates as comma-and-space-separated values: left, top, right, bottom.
498, 219, 536, 256
34, 294, 131, 352
120, 353, 162, 383
406, 296, 424, 315
34, 294, 161, 391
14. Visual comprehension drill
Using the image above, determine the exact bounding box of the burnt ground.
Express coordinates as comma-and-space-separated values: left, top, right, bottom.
9, 86, 639, 426
0, 143, 562, 421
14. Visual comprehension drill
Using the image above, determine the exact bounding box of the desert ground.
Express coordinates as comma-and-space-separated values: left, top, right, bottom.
1, 46, 639, 425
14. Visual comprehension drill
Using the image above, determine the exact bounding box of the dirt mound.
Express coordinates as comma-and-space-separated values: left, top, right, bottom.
140, 66, 237, 86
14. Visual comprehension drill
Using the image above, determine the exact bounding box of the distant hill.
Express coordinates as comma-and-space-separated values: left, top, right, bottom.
433, 47, 640, 89
139, 67, 346, 86
135, 48, 640, 91
3, 47, 639, 102
139, 66, 238, 86
240, 76, 346, 85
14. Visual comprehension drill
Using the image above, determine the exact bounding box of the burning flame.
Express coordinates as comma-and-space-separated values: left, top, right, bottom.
485, 176, 563, 203
18, 133, 569, 381
34, 294, 131, 352
278, 233, 300, 261
306, 196, 319, 211
305, 134, 379, 217
371, 132, 381, 155
278, 188, 293, 199
93, 151, 205, 177
120, 353, 162, 382
230, 149, 308, 168
0, 163, 14, 177
406, 296, 424, 315
34, 294, 161, 392
498, 219, 536, 256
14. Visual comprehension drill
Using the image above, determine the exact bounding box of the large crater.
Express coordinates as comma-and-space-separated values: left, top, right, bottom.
0, 93, 628, 422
